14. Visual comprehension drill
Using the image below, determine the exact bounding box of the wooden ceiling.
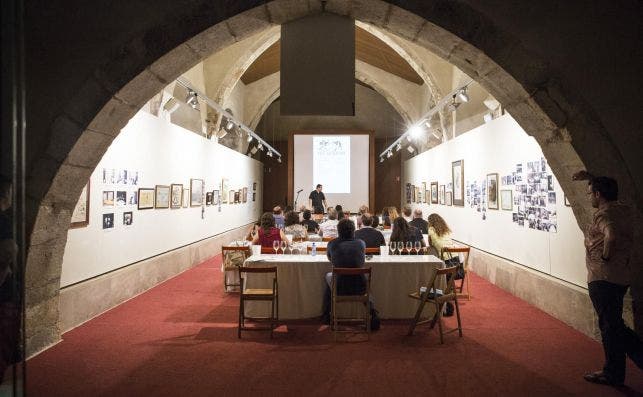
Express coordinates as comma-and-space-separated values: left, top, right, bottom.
240, 26, 423, 85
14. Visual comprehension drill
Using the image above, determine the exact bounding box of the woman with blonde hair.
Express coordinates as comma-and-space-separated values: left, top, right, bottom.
427, 213, 453, 258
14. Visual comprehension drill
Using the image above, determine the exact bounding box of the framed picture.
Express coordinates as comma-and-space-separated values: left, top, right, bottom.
116, 190, 127, 206
234, 190, 241, 203
190, 179, 204, 207
446, 191, 453, 206
102, 213, 114, 229
564, 195, 571, 207
155, 185, 170, 208
102, 190, 114, 206
417, 187, 422, 203
242, 187, 248, 203
128, 189, 138, 206
405, 183, 412, 204
206, 191, 213, 205
501, 189, 513, 210
182, 188, 190, 208
252, 192, 256, 202
487, 173, 499, 210
439, 185, 445, 205
253, 182, 257, 191
138, 188, 155, 210
229, 189, 235, 203
123, 211, 133, 226
170, 183, 183, 209
221, 178, 229, 204
213, 190, 220, 205
431, 182, 438, 204
71, 180, 90, 228
411, 185, 416, 203
422, 182, 427, 203
452, 160, 464, 206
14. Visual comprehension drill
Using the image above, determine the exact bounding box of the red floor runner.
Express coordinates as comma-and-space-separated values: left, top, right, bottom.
28, 256, 642, 396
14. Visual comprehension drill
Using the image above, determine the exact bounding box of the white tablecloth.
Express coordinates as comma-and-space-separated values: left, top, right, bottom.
242, 254, 444, 319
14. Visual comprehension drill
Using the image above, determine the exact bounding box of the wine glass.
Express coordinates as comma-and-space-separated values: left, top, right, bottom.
272, 240, 280, 255
397, 241, 404, 255
389, 241, 396, 255
414, 241, 422, 255
406, 241, 412, 255
280, 240, 288, 255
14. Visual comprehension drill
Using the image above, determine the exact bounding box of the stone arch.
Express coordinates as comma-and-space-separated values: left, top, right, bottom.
25, 0, 641, 355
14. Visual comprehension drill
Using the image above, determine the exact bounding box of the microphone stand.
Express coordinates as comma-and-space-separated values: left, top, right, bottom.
294, 190, 302, 209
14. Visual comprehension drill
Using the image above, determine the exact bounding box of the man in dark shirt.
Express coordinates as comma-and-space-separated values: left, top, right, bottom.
409, 208, 429, 234
355, 213, 385, 248
300, 209, 319, 233
308, 184, 327, 214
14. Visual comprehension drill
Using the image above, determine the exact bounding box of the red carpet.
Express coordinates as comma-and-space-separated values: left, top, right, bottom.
28, 256, 642, 396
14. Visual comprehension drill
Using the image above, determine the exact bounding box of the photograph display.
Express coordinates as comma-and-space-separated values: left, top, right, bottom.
430, 182, 438, 204
102, 213, 114, 229
411, 185, 416, 203
182, 188, 190, 208
128, 190, 138, 206
229, 190, 235, 204
155, 185, 170, 208
191, 179, 204, 207
252, 192, 256, 202
439, 185, 445, 205
452, 160, 464, 206
102, 191, 114, 206
234, 190, 240, 204
465, 179, 487, 220
116, 191, 127, 206
206, 192, 213, 206
510, 157, 558, 232
422, 182, 428, 203
70, 180, 90, 228
501, 190, 513, 211
123, 211, 133, 226
102, 168, 139, 185
487, 173, 499, 210
170, 184, 183, 208
138, 188, 155, 210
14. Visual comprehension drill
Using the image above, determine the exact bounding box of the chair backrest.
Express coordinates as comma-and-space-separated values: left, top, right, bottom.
434, 265, 458, 296
306, 245, 327, 253
364, 247, 380, 255
238, 266, 278, 292
331, 267, 372, 297
221, 246, 250, 269
322, 236, 336, 242
261, 246, 282, 254
442, 246, 470, 269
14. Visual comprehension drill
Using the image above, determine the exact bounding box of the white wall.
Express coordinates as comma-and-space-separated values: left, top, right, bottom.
61, 111, 263, 287
404, 114, 587, 287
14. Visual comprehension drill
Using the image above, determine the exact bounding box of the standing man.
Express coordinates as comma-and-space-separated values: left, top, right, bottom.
309, 184, 328, 214
573, 171, 642, 386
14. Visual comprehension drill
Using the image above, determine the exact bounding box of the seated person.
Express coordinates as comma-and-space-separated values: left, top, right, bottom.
272, 206, 285, 229
283, 210, 308, 239
372, 214, 381, 229
389, 217, 425, 252
381, 207, 390, 227
356, 205, 369, 228
409, 208, 429, 234
300, 209, 319, 233
402, 204, 413, 222
318, 208, 339, 238
322, 219, 366, 322
354, 213, 385, 248
335, 204, 343, 213
252, 212, 286, 247
427, 213, 453, 259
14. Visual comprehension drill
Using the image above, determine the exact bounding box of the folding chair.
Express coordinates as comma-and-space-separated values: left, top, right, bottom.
364, 247, 380, 255
331, 268, 372, 341
221, 245, 250, 292
442, 246, 471, 300
238, 266, 278, 338
407, 265, 463, 343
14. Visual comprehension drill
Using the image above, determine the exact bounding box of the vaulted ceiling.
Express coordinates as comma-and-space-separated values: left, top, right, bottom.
241, 25, 424, 85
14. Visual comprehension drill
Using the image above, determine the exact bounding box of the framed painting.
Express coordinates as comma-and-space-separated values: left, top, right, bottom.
487, 173, 499, 210
446, 191, 453, 206
431, 182, 438, 204
405, 183, 412, 204
411, 184, 416, 203
205, 191, 213, 206
221, 178, 229, 204
213, 190, 220, 205
228, 189, 235, 204
417, 187, 422, 203
182, 188, 190, 208
170, 184, 183, 208
155, 185, 170, 208
422, 182, 427, 203
190, 178, 204, 207
452, 160, 464, 206
252, 192, 256, 202
234, 190, 241, 203
242, 187, 248, 203
71, 180, 90, 228
501, 189, 513, 211
564, 195, 571, 207
138, 188, 155, 210
253, 182, 257, 191
439, 185, 445, 205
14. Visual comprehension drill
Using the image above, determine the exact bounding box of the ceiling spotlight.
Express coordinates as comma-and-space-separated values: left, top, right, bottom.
247, 133, 254, 143
409, 124, 423, 139
396, 142, 402, 152
386, 150, 393, 158
225, 120, 235, 131
250, 146, 258, 155
266, 150, 273, 158
407, 145, 416, 154
448, 96, 461, 111
380, 157, 385, 163
424, 119, 431, 129
258, 143, 264, 151
235, 124, 242, 137
432, 130, 441, 140
186, 89, 198, 109
277, 157, 282, 163
457, 87, 469, 103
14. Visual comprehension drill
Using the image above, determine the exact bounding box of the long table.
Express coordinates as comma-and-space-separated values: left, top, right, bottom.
242, 254, 444, 320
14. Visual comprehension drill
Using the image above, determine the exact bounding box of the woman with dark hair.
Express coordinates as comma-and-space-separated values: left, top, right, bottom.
300, 209, 319, 233
284, 211, 308, 239
381, 207, 390, 227
252, 212, 286, 247
389, 217, 425, 250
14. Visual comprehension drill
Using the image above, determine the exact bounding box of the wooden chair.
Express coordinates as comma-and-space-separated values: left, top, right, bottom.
221, 245, 250, 292
407, 265, 463, 344
322, 236, 336, 242
442, 246, 471, 300
331, 267, 372, 341
364, 247, 380, 255
306, 245, 327, 254
238, 266, 278, 338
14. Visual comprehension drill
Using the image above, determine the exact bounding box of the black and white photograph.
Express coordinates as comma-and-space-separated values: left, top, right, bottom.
206, 191, 213, 206
548, 191, 556, 205
170, 184, 183, 209
116, 190, 127, 206
129, 190, 138, 206
117, 169, 128, 184
487, 173, 498, 210
102, 213, 114, 229
102, 168, 115, 184
129, 170, 139, 185
183, 188, 190, 208
213, 190, 220, 206
501, 190, 513, 211
123, 211, 133, 226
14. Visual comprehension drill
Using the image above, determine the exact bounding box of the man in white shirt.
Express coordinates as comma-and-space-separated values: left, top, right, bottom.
402, 204, 413, 222
318, 208, 339, 238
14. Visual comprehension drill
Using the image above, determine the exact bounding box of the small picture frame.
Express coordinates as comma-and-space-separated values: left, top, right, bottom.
102, 213, 114, 229
487, 173, 499, 210
170, 183, 183, 209
234, 190, 241, 204
206, 191, 213, 206
71, 180, 90, 228
116, 190, 127, 206
182, 188, 190, 208
123, 211, 133, 226
190, 179, 204, 207
252, 192, 256, 202
253, 182, 257, 191
452, 159, 464, 206
155, 185, 170, 209
564, 195, 571, 207
431, 182, 438, 204
242, 187, 248, 203
501, 189, 513, 211
446, 191, 452, 206
102, 190, 114, 206
213, 190, 220, 205
138, 188, 155, 210
439, 185, 445, 205
229, 189, 235, 204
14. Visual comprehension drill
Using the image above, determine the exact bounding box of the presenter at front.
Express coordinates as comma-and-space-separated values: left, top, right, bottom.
309, 184, 328, 214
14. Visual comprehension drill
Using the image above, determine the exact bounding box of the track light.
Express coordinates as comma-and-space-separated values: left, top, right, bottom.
396, 142, 402, 152
225, 120, 235, 131
235, 124, 242, 137
277, 157, 282, 163
250, 146, 258, 155
407, 145, 416, 154
457, 87, 469, 103
258, 143, 264, 151
432, 130, 441, 140
424, 119, 431, 129
380, 157, 385, 163
267, 150, 274, 158
448, 96, 461, 112
247, 133, 254, 143
186, 89, 198, 109
409, 124, 423, 139
386, 150, 393, 158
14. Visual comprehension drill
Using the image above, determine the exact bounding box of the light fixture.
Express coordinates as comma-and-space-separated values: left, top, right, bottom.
277, 156, 282, 163
448, 96, 461, 111
396, 142, 402, 152
457, 87, 469, 102
163, 98, 180, 114
186, 89, 198, 109
407, 145, 416, 154
432, 130, 441, 140
409, 124, 423, 139
250, 146, 258, 155
380, 157, 385, 163
246, 133, 254, 143
258, 143, 264, 151
267, 150, 273, 158
386, 150, 393, 158
483, 112, 493, 123
424, 119, 431, 129
225, 120, 234, 131
235, 124, 242, 137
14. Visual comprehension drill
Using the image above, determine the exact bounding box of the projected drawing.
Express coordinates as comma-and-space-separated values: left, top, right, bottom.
313, 136, 350, 193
